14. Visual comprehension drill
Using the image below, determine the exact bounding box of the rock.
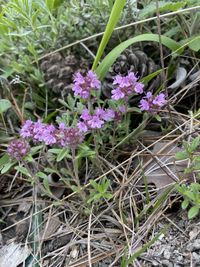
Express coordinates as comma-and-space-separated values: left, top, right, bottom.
164, 250, 171, 260
187, 239, 200, 251
161, 259, 173, 267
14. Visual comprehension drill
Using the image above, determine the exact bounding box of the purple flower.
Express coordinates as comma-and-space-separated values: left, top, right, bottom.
7, 139, 30, 160
87, 115, 104, 129
81, 109, 92, 121
32, 120, 46, 142
56, 126, 84, 149
153, 93, 167, 107
101, 108, 115, 121
77, 121, 88, 133
72, 70, 101, 99
139, 99, 150, 111
139, 92, 167, 112
111, 88, 125, 100
111, 72, 144, 101
42, 124, 57, 145
87, 70, 101, 88
20, 120, 34, 138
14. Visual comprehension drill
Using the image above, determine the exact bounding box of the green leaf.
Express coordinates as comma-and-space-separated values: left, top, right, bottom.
0, 99, 12, 113
90, 179, 99, 191
43, 175, 52, 195
141, 69, 163, 85
103, 193, 113, 199
45, 0, 54, 11
76, 144, 96, 159
56, 148, 69, 162
15, 166, 31, 178
181, 199, 189, 210
155, 114, 161, 122
37, 171, 48, 179
1, 161, 16, 174
188, 35, 200, 52
30, 145, 43, 154
175, 151, 188, 160
96, 34, 183, 80
188, 206, 199, 219
0, 154, 9, 169
92, 0, 126, 70
190, 136, 200, 152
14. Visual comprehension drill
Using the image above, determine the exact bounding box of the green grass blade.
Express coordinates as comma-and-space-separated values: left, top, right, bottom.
92, 0, 126, 70
96, 33, 183, 80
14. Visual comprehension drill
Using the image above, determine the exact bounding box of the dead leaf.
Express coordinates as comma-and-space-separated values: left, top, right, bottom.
0, 242, 30, 267
138, 142, 189, 192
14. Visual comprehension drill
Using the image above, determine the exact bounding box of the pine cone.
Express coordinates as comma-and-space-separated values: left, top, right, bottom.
103, 47, 162, 98
40, 52, 89, 94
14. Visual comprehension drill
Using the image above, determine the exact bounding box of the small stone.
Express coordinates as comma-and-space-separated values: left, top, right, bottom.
177, 255, 183, 261
192, 252, 200, 261
187, 239, 200, 251
161, 259, 173, 267
164, 250, 171, 260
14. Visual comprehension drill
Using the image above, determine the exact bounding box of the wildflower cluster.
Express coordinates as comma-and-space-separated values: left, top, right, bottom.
20, 120, 83, 148
7, 70, 167, 160
78, 107, 115, 132
139, 92, 167, 112
7, 139, 30, 160
111, 72, 144, 100
72, 70, 101, 99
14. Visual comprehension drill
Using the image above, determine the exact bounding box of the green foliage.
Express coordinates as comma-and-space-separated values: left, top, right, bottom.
92, 0, 126, 70
87, 177, 113, 204
96, 34, 183, 80
139, 1, 187, 19
176, 136, 200, 219
0, 99, 12, 114
175, 136, 200, 175
120, 225, 169, 266
176, 183, 200, 219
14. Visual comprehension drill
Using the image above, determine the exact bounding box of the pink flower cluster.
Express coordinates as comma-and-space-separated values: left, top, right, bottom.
139, 92, 167, 112
111, 72, 144, 100
72, 70, 101, 99
20, 120, 83, 148
7, 138, 30, 160
77, 107, 115, 132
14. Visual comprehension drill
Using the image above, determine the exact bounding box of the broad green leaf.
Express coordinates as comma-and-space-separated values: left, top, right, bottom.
188, 35, 200, 52
15, 166, 31, 178
175, 151, 188, 160
30, 145, 43, 154
0, 154, 9, 168
92, 0, 126, 70
0, 99, 12, 113
37, 171, 48, 179
76, 144, 96, 159
96, 34, 183, 80
1, 161, 15, 174
181, 199, 189, 210
48, 148, 62, 154
188, 206, 199, 219
56, 148, 69, 162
